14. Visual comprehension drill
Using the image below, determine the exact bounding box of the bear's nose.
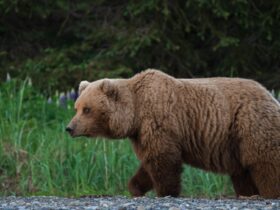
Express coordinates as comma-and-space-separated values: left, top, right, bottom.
65, 127, 73, 133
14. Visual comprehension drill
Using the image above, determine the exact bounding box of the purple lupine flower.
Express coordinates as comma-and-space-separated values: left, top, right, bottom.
66, 91, 71, 100
59, 92, 67, 108
47, 97, 52, 104
69, 88, 78, 101
6, 73, 11, 82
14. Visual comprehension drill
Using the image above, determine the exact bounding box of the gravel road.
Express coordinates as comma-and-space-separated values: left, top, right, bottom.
0, 196, 279, 210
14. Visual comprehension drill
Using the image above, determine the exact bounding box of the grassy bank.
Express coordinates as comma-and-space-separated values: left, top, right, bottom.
0, 79, 233, 197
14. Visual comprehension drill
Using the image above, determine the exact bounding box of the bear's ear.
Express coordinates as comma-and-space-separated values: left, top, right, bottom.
79, 81, 90, 95
100, 79, 118, 100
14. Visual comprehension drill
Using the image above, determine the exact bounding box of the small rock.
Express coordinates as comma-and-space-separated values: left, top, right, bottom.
84, 206, 98, 210
137, 205, 145, 210
169, 207, 180, 210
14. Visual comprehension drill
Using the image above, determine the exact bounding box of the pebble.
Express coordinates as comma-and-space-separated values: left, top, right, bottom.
169, 207, 180, 210
137, 205, 145, 210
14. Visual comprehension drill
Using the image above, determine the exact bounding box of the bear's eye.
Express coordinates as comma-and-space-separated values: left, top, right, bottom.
83, 107, 91, 114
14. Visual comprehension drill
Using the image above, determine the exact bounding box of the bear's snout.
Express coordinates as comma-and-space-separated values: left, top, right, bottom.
65, 126, 75, 136
65, 126, 73, 133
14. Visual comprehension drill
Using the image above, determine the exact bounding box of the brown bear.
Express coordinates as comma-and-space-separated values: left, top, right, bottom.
66, 69, 280, 198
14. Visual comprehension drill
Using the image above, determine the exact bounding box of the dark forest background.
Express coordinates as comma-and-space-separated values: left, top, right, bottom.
1, 0, 280, 94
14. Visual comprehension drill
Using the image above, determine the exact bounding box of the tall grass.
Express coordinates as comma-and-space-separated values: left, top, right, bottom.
0, 79, 233, 197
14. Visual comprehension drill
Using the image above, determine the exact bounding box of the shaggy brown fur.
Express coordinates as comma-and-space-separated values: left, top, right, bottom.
66, 69, 280, 198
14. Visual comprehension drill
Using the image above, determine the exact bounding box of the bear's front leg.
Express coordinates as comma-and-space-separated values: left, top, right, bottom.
144, 154, 183, 197
128, 164, 153, 197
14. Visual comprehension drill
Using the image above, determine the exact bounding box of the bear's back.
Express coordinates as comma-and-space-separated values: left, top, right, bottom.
130, 70, 280, 172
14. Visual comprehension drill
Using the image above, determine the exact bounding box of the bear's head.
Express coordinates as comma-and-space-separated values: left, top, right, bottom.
66, 79, 135, 139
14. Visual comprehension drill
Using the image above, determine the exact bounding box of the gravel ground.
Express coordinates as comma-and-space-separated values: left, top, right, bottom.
0, 196, 279, 210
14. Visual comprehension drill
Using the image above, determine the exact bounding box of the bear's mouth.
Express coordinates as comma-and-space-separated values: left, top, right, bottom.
71, 133, 92, 138
81, 134, 91, 137
66, 130, 91, 138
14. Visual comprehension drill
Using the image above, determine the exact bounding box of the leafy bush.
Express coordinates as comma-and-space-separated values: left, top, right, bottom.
1, 0, 280, 93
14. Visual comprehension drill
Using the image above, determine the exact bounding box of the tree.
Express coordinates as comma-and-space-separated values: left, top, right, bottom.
1, 0, 280, 93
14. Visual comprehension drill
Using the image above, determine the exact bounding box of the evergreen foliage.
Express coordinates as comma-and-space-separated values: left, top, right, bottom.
1, 0, 280, 93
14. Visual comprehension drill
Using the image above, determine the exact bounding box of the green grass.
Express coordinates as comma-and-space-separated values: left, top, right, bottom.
0, 79, 233, 197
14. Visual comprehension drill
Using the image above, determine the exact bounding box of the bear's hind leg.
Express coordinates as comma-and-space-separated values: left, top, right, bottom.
231, 170, 259, 197
250, 163, 280, 198
128, 164, 153, 197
